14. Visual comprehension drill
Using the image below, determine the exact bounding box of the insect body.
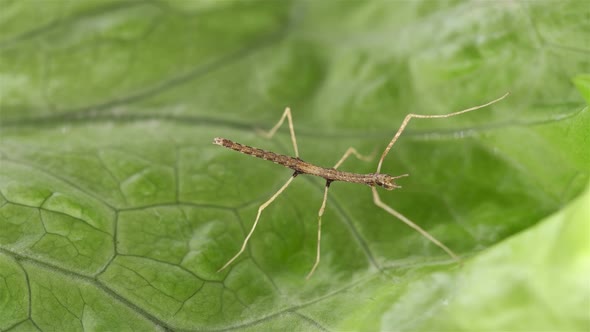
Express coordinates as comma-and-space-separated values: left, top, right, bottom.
213, 137, 403, 189
214, 93, 509, 279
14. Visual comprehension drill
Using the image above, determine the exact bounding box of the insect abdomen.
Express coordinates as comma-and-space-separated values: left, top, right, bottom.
213, 137, 300, 169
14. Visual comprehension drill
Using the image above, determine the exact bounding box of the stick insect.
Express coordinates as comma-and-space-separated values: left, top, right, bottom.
213, 92, 509, 279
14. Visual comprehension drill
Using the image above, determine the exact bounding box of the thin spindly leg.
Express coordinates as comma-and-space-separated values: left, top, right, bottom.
376, 92, 510, 173
218, 175, 297, 272
258, 107, 300, 158
306, 181, 331, 280
371, 187, 460, 262
306, 147, 374, 279
333, 147, 374, 169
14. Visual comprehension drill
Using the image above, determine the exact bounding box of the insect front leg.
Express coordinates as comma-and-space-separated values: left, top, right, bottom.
376, 93, 509, 173
371, 187, 460, 262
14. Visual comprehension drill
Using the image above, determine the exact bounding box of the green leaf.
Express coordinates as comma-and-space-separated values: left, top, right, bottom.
1, 1, 588, 330
574, 74, 590, 104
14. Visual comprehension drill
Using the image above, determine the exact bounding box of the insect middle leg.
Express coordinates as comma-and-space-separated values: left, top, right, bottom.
333, 147, 375, 169
306, 147, 373, 279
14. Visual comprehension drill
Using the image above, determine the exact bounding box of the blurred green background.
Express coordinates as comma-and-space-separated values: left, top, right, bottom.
1, 1, 589, 331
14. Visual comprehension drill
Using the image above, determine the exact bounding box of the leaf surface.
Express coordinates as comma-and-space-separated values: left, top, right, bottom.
1, 1, 589, 330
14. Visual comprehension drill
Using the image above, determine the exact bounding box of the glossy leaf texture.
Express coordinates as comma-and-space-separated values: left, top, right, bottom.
1, 1, 589, 331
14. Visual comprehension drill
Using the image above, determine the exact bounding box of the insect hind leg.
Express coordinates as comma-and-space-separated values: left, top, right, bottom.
257, 107, 300, 158
218, 175, 297, 272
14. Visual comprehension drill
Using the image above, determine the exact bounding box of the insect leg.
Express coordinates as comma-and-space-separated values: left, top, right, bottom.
257, 107, 300, 158
376, 93, 509, 173
306, 181, 331, 280
306, 146, 375, 279
218, 175, 297, 272
333, 147, 374, 170
371, 187, 460, 262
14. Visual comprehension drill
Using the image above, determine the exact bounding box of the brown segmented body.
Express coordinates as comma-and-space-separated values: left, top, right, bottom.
213, 137, 380, 186
213, 93, 509, 279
